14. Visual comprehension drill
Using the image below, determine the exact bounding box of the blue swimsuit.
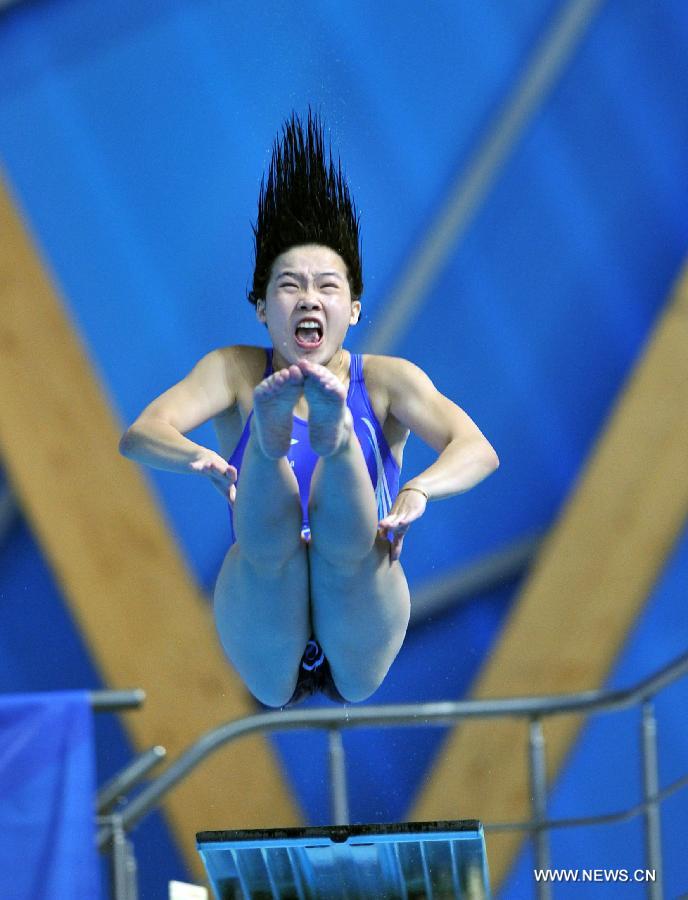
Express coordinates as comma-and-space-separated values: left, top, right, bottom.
228, 349, 400, 706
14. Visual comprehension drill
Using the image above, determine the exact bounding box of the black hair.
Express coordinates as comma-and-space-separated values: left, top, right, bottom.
248, 109, 363, 304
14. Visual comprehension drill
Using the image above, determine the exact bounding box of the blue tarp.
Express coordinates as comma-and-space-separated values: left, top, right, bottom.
0, 691, 100, 900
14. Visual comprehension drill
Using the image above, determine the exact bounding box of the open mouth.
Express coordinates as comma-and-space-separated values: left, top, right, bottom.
294, 319, 324, 348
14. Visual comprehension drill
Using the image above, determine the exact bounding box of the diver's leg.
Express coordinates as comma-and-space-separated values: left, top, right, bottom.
310, 541, 410, 702
213, 366, 310, 708
302, 361, 411, 701
214, 545, 310, 707
302, 360, 379, 564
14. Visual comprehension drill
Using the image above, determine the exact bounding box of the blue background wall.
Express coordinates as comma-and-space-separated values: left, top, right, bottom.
1, 1, 687, 896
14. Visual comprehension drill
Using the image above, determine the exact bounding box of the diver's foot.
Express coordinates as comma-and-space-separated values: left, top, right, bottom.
299, 359, 353, 457
252, 365, 304, 458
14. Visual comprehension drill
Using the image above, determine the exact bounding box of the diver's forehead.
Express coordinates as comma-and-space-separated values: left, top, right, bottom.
272, 244, 347, 277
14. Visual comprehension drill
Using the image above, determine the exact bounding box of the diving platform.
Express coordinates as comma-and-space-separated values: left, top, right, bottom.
197, 819, 490, 899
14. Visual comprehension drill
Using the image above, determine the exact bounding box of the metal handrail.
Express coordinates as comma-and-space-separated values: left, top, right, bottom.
485, 768, 688, 833
98, 649, 688, 850
97, 746, 167, 815
89, 689, 146, 712
5, 689, 145, 711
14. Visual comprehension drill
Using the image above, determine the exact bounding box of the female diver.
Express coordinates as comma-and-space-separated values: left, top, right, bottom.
120, 111, 499, 708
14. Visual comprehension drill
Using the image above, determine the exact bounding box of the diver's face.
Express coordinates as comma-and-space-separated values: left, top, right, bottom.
257, 244, 361, 367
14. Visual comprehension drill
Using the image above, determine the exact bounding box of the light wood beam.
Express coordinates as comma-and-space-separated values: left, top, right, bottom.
0, 174, 301, 880
412, 262, 688, 886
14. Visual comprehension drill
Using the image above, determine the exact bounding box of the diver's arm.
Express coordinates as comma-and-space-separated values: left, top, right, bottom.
376, 356, 498, 559
385, 357, 498, 499
119, 348, 236, 478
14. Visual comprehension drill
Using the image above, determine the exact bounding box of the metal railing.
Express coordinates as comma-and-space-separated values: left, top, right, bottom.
85, 692, 162, 900
98, 651, 688, 899
89, 690, 146, 712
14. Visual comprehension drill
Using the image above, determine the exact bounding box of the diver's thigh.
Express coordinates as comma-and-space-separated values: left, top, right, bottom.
309, 539, 410, 702
214, 543, 311, 707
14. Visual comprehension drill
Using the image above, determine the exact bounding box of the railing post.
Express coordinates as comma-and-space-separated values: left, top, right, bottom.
328, 728, 350, 825
110, 813, 138, 900
641, 701, 663, 900
529, 717, 551, 900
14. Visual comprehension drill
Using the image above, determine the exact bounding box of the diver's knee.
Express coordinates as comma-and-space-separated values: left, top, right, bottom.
330, 671, 384, 704
246, 673, 299, 709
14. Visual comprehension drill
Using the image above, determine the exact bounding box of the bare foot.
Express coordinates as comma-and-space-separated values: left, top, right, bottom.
252, 365, 304, 458
298, 359, 352, 456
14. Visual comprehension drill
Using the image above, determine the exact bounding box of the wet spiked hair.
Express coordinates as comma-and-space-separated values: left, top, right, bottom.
248, 110, 363, 304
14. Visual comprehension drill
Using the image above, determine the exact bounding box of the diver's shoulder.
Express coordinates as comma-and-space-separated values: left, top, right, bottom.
213, 345, 270, 388
360, 353, 426, 387
215, 344, 266, 364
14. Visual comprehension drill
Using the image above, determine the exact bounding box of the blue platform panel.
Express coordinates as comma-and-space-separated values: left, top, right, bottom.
197, 819, 490, 899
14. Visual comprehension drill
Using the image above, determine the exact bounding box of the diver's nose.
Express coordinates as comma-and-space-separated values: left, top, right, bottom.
297, 292, 322, 310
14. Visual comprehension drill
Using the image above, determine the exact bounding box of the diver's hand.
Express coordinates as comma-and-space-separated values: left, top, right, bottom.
377, 486, 428, 561
190, 449, 237, 505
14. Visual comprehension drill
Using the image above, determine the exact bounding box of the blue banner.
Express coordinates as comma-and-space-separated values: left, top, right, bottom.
0, 691, 100, 899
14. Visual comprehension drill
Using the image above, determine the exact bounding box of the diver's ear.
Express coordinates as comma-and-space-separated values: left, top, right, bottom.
256, 298, 267, 323
350, 300, 362, 325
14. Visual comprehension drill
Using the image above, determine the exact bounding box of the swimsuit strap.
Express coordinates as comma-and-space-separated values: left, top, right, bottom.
349, 352, 363, 383
263, 348, 274, 377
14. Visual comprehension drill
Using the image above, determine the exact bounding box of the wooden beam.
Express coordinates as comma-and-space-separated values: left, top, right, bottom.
0, 175, 301, 880
411, 262, 688, 885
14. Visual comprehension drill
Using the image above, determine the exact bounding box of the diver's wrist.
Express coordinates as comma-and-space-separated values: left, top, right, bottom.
398, 482, 430, 502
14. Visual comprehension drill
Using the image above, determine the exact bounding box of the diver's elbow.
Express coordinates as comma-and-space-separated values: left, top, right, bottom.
119, 426, 139, 458
485, 444, 500, 474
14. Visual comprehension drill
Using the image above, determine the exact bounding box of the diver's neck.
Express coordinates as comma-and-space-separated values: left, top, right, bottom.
272, 346, 349, 381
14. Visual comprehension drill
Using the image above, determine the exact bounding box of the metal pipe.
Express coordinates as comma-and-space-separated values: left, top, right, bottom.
473, 715, 688, 882
98, 649, 688, 839
484, 767, 688, 833
110, 814, 136, 900
97, 746, 166, 814
528, 718, 551, 900
641, 702, 663, 900
328, 729, 350, 825
88, 689, 146, 712
93, 655, 688, 900
125, 841, 138, 900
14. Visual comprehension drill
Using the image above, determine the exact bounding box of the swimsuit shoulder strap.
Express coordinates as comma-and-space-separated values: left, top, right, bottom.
349, 352, 363, 382
263, 348, 274, 377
